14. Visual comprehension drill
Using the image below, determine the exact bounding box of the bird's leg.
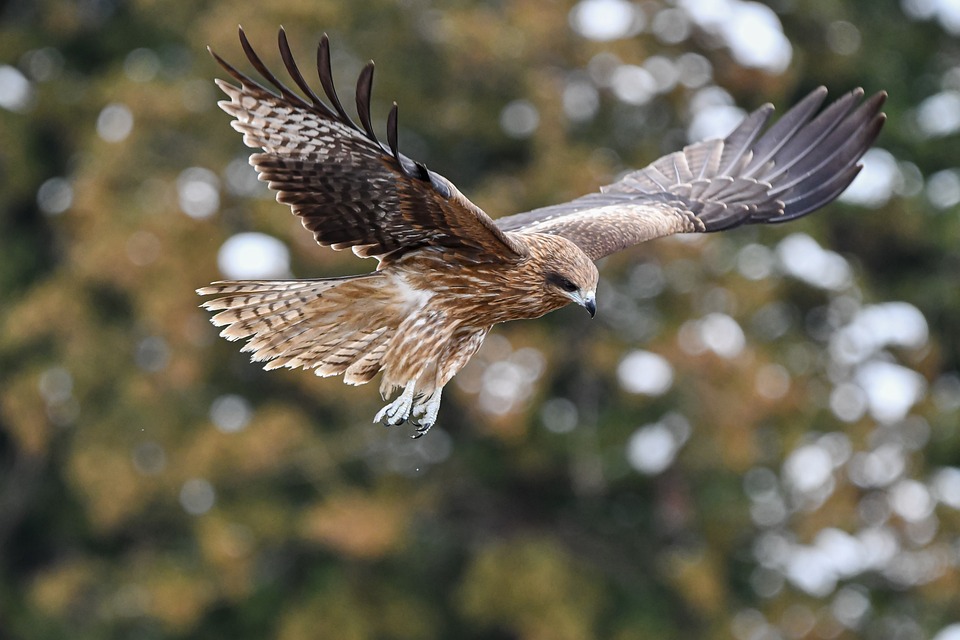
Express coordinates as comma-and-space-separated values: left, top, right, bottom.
374, 380, 417, 426
410, 388, 443, 439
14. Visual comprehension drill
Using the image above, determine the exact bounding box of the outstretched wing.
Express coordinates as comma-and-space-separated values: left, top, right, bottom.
496, 87, 886, 261
212, 27, 525, 264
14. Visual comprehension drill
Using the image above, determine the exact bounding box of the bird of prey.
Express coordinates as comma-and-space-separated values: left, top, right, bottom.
198, 28, 886, 437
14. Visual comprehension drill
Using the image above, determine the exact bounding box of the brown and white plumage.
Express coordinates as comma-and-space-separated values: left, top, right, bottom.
199, 28, 886, 436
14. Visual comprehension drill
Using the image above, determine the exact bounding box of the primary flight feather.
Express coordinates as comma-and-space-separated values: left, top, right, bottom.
199, 27, 886, 436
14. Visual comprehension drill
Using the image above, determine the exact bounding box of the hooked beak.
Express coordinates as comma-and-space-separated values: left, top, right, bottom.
570, 290, 597, 318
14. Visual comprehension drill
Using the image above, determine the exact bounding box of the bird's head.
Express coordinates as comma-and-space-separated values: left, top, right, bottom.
539, 239, 599, 318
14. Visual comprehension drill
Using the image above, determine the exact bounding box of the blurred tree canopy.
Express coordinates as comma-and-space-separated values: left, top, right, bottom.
2, 0, 960, 638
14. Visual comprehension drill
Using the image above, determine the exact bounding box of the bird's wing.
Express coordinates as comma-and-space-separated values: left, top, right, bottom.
212, 28, 526, 264
496, 87, 886, 261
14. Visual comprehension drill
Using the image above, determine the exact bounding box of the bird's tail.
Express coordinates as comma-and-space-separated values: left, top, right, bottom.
197, 274, 396, 385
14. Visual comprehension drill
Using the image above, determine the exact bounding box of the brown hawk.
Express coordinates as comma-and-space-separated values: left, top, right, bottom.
198, 28, 886, 436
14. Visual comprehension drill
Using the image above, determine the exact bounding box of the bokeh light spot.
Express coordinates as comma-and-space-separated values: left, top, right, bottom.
0, 65, 34, 112
37, 177, 73, 216
177, 167, 221, 219
180, 478, 216, 515
569, 0, 643, 41
617, 350, 674, 396
210, 394, 252, 433
97, 103, 134, 142
217, 232, 290, 280
500, 100, 540, 139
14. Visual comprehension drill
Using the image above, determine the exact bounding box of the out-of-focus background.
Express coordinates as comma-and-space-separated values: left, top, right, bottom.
2, 0, 960, 638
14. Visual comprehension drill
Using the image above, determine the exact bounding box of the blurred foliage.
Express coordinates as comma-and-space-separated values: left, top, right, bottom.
2, 0, 960, 638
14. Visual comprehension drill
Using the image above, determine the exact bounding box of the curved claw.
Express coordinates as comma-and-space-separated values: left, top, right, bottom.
374, 381, 416, 426
409, 419, 434, 439
406, 413, 437, 438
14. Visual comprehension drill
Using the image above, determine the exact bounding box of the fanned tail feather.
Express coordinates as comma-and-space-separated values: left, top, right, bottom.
197, 275, 394, 385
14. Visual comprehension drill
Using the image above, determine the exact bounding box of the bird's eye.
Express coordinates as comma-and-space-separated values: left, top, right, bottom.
547, 272, 579, 293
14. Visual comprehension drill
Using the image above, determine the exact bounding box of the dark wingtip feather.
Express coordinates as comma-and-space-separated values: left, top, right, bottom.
698, 87, 887, 230
387, 102, 418, 179
766, 92, 887, 221
208, 39, 270, 95
761, 88, 866, 183
237, 27, 309, 109
741, 86, 830, 177
356, 62, 381, 145
863, 91, 888, 117
387, 102, 401, 160
316, 33, 358, 129
207, 44, 227, 68
277, 27, 333, 116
